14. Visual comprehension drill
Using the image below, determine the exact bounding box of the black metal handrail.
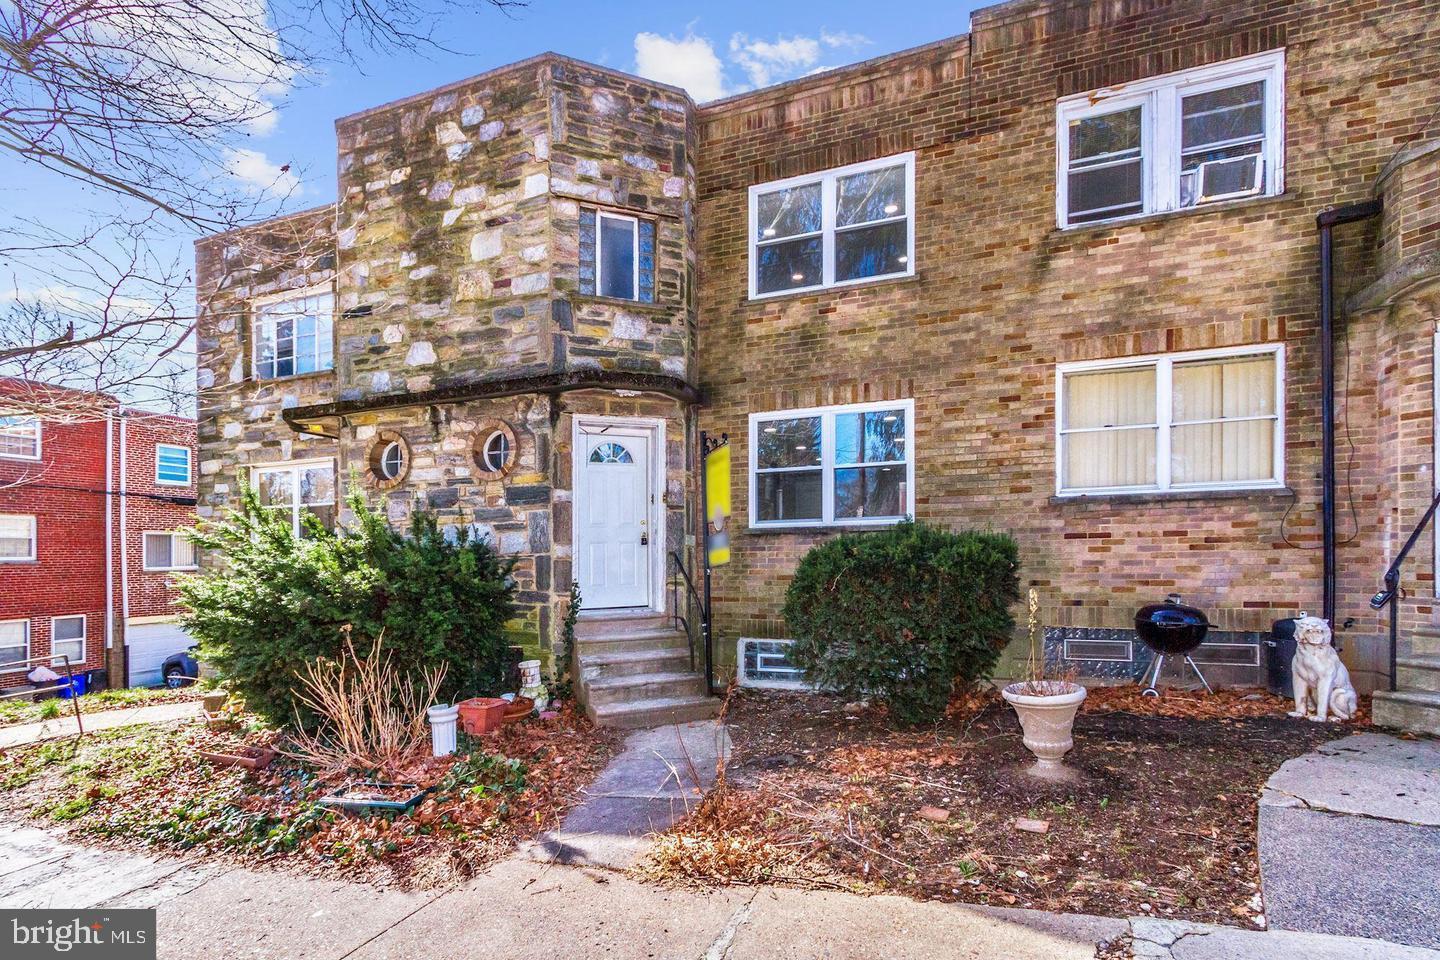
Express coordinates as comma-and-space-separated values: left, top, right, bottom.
668, 549, 707, 678
1370, 486, 1440, 692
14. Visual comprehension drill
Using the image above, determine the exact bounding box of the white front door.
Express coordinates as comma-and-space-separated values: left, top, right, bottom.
577, 424, 653, 609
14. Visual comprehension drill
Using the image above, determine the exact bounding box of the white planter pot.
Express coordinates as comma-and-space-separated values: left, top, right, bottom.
1001, 682, 1087, 780
427, 703, 460, 757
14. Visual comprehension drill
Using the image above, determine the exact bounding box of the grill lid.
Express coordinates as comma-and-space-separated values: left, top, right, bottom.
1134, 593, 1211, 655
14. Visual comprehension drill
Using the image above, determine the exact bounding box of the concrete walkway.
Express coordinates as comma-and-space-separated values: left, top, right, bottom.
1, 825, 1432, 959
0, 700, 203, 749
524, 718, 730, 868
1260, 732, 1440, 950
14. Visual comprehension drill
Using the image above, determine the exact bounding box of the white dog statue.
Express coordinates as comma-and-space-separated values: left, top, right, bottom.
1288, 616, 1358, 722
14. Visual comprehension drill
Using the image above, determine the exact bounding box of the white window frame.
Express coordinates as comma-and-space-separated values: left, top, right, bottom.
748, 398, 916, 529
0, 412, 41, 461
155, 443, 192, 486
1055, 50, 1285, 229
250, 458, 337, 537
593, 211, 641, 301
143, 531, 198, 571
0, 619, 30, 673
1054, 343, 1286, 497
748, 152, 916, 300
50, 614, 85, 666
0, 513, 37, 562
250, 287, 335, 381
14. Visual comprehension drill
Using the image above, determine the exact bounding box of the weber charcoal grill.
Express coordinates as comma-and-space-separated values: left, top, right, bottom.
1134, 594, 1214, 696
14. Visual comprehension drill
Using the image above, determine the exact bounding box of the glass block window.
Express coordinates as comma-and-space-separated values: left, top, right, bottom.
578, 209, 655, 303
749, 152, 914, 298
738, 638, 809, 689
1056, 50, 1283, 227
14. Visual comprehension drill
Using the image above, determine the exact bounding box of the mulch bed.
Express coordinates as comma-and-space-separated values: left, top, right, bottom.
0, 705, 621, 888
640, 686, 1364, 925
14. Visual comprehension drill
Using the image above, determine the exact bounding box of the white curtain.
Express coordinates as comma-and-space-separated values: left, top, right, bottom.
1171, 356, 1274, 484
1063, 367, 1156, 489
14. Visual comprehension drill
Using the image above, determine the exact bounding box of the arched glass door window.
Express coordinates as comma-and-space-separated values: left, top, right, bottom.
588, 442, 633, 464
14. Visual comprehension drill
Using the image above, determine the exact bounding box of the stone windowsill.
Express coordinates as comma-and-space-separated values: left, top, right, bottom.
744, 522, 904, 536
569, 294, 686, 317
1048, 486, 1295, 507
740, 271, 925, 308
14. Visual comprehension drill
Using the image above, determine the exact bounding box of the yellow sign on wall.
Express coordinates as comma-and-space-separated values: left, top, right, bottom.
704, 442, 731, 567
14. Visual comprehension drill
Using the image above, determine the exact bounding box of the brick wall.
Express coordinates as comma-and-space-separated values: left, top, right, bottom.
119, 412, 198, 620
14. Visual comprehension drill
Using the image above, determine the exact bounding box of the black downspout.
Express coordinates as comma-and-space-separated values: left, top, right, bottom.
1316, 199, 1382, 627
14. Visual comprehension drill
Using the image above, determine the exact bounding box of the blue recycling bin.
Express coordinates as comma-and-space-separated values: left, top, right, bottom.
57, 673, 89, 699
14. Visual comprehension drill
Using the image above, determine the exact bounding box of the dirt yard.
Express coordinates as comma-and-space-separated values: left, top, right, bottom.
642, 686, 1361, 926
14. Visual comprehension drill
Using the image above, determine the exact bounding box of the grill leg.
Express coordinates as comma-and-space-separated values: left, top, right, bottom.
1142, 654, 1166, 697
1185, 655, 1214, 694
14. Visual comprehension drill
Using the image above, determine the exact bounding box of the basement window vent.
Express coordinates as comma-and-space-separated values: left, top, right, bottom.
737, 638, 809, 691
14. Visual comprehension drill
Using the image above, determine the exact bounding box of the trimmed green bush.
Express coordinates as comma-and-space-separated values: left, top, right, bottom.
177, 490, 516, 727
782, 521, 1020, 726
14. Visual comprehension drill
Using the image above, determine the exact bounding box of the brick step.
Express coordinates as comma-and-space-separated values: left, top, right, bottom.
1372, 689, 1440, 736
575, 630, 691, 655
575, 613, 673, 639
583, 670, 707, 707
1396, 656, 1440, 693
587, 693, 721, 730
579, 648, 695, 680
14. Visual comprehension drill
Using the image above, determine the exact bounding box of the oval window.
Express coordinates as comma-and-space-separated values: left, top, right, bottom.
482, 431, 512, 473
378, 441, 405, 481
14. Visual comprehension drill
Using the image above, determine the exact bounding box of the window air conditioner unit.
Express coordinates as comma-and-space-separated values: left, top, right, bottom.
1190, 153, 1265, 206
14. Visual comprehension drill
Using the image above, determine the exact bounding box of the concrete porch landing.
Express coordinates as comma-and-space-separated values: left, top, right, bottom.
1260, 732, 1440, 950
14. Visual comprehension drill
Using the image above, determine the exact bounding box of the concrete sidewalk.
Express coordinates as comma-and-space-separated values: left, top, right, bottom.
2, 825, 1434, 959
0, 700, 203, 749
1260, 733, 1440, 950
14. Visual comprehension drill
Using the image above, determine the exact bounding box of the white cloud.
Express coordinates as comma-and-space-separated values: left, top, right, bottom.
728, 34, 822, 88
224, 148, 299, 198
634, 31, 729, 102
820, 30, 872, 51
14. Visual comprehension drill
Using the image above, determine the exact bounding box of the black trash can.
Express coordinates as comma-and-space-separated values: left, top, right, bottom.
85, 669, 109, 694
1267, 618, 1297, 699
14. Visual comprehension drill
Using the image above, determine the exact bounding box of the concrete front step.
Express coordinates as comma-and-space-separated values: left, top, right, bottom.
580, 648, 695, 680
575, 613, 672, 639
587, 693, 721, 730
1407, 627, 1440, 656
1373, 689, 1440, 736
584, 670, 708, 707
1396, 655, 1440, 692
576, 629, 691, 654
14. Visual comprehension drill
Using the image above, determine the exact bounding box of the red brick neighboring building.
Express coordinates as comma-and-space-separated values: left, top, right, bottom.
0, 380, 198, 688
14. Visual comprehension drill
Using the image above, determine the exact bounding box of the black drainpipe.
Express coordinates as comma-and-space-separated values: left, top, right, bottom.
1316, 199, 1382, 626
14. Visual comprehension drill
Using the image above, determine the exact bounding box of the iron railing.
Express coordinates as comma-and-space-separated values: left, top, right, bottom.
1370, 486, 1440, 692
669, 548, 710, 686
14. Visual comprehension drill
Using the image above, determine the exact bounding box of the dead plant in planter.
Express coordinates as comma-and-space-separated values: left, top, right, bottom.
288, 628, 446, 780
1001, 589, 1087, 781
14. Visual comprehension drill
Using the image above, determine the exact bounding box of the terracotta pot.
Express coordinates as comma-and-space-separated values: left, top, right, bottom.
1001, 681, 1087, 780
502, 696, 535, 725
456, 697, 507, 736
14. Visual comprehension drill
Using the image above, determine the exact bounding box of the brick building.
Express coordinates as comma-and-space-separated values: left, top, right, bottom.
194, 0, 1440, 731
0, 380, 199, 688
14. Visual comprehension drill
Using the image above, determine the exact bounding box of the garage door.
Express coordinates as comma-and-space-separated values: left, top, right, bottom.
127, 622, 194, 688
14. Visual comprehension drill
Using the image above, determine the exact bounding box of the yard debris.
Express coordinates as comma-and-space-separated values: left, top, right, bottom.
641, 687, 1362, 925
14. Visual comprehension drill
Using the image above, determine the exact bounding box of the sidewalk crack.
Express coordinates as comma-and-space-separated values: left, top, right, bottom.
701, 891, 757, 960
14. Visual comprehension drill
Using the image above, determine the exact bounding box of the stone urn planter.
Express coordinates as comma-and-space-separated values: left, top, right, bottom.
1001, 680, 1087, 781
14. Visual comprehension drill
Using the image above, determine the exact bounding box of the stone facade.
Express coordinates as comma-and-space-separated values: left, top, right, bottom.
197, 0, 1440, 696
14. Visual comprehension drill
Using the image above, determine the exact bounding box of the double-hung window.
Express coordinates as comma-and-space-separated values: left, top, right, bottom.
1056, 345, 1284, 496
749, 400, 915, 527
0, 620, 28, 672
749, 153, 915, 298
0, 412, 40, 460
253, 460, 336, 537
252, 291, 334, 380
155, 444, 192, 485
144, 532, 197, 571
51, 615, 85, 666
579, 209, 655, 302
1057, 50, 1284, 227
0, 514, 36, 561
